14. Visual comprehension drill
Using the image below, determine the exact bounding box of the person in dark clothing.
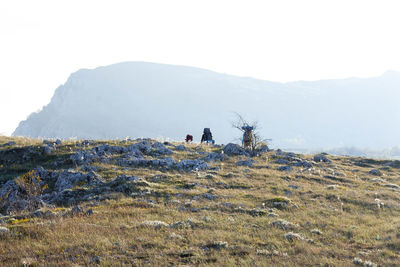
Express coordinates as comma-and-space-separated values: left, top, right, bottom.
201, 128, 214, 144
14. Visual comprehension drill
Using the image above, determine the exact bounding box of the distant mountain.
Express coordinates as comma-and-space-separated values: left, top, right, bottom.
13, 62, 400, 150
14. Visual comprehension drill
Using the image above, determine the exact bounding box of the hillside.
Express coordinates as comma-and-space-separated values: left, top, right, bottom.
0, 136, 400, 266
13, 62, 400, 152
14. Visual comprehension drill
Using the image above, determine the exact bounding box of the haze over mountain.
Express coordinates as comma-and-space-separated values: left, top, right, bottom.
13, 62, 400, 153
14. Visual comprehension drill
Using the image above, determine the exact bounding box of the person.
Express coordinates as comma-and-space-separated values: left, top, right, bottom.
185, 134, 193, 143
201, 128, 214, 144
242, 126, 253, 149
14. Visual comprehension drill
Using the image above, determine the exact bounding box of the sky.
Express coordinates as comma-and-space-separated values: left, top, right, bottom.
1, 0, 400, 135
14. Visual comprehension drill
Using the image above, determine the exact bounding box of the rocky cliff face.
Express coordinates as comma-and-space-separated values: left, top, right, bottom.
13, 62, 400, 149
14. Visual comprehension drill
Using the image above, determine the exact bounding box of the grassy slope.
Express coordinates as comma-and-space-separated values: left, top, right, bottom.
0, 136, 400, 266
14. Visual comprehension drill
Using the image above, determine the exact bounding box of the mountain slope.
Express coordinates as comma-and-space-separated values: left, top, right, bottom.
13, 62, 400, 150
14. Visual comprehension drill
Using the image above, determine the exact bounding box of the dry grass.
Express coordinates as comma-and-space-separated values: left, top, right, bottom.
0, 136, 400, 266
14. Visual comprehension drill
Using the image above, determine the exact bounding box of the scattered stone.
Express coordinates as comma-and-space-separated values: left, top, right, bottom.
384, 183, 400, 189
276, 158, 290, 165
90, 256, 100, 264
142, 220, 168, 228
278, 166, 292, 172
0, 141, 16, 147
370, 178, 387, 183
152, 142, 173, 155
311, 229, 322, 235
223, 143, 249, 156
285, 232, 304, 242
271, 219, 298, 230
169, 218, 201, 229
327, 185, 339, 190
175, 145, 187, 151
248, 208, 268, 217
353, 257, 363, 265
169, 233, 183, 239
206, 241, 228, 250
236, 159, 256, 167
369, 169, 382, 176
54, 170, 104, 192
70, 205, 84, 216
0, 227, 10, 236
314, 154, 331, 163
364, 261, 377, 267
203, 152, 227, 162
267, 213, 278, 218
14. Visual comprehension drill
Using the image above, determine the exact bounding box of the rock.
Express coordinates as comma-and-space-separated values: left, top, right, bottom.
70, 205, 84, 216
0, 227, 10, 236
369, 169, 382, 176
353, 258, 363, 265
45, 210, 57, 218
177, 159, 210, 172
1, 141, 16, 147
247, 208, 267, 217
327, 185, 339, 190
152, 142, 173, 155
175, 145, 187, 151
276, 158, 290, 165
55, 139, 62, 145
223, 143, 249, 156
255, 144, 269, 153
370, 178, 387, 183
271, 219, 298, 230
314, 154, 331, 163
294, 160, 313, 169
201, 193, 216, 200
90, 256, 100, 264
70, 150, 100, 165
0, 176, 45, 214
142, 220, 168, 228
278, 166, 292, 171
94, 144, 128, 155
311, 229, 322, 235
267, 213, 278, 217
54, 170, 104, 192
206, 241, 228, 250
236, 159, 255, 167
285, 232, 304, 242
169, 233, 183, 239
203, 152, 227, 162
32, 210, 45, 218
169, 218, 200, 229
43, 145, 55, 155
384, 183, 399, 189
86, 208, 94, 215
364, 261, 377, 267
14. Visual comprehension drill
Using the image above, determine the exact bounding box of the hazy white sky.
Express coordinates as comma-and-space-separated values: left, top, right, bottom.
1, 0, 400, 135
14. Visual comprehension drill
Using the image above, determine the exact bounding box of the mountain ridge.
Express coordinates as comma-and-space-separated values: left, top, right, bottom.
13, 62, 400, 151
